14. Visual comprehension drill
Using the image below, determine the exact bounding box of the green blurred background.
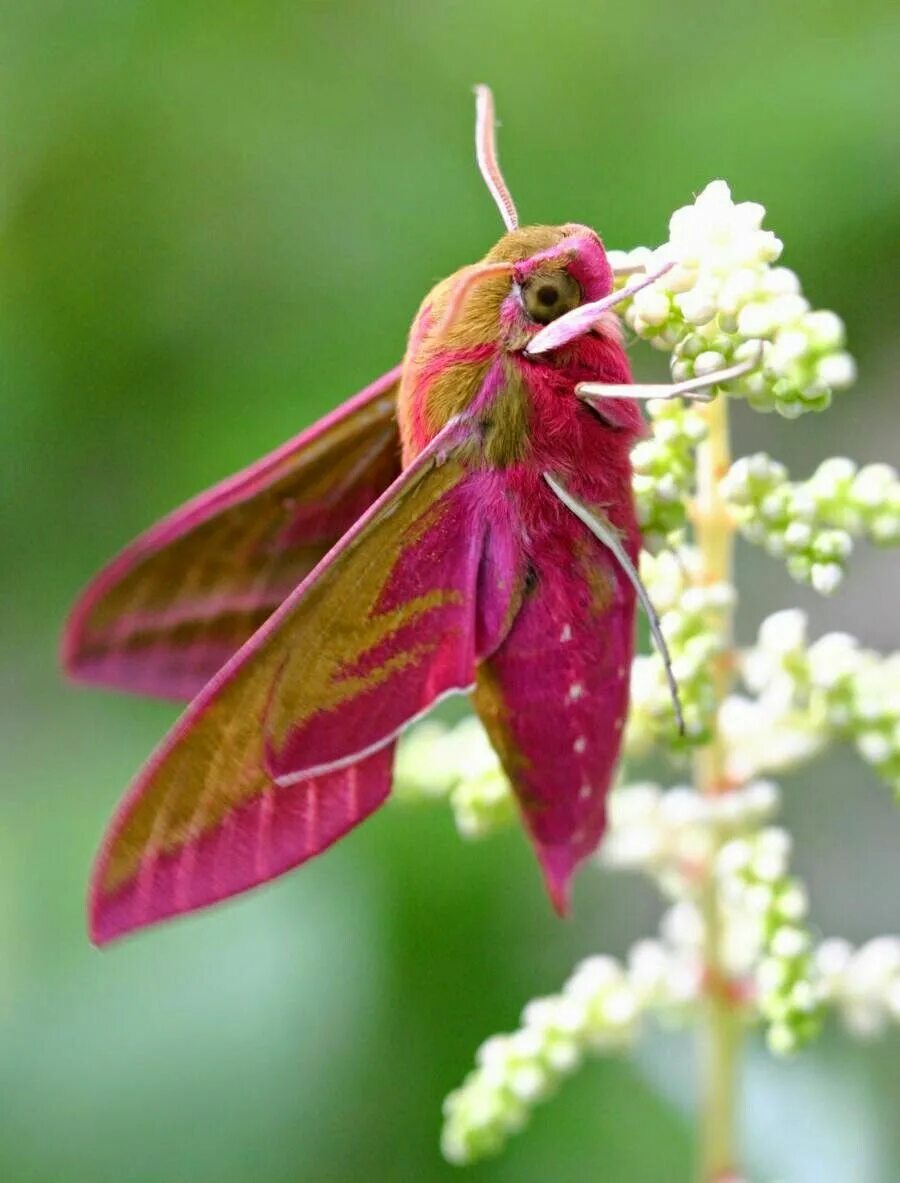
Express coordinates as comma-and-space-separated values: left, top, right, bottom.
1, 3, 898, 1180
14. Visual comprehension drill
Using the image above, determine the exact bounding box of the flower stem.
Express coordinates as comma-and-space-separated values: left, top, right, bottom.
692, 392, 743, 1182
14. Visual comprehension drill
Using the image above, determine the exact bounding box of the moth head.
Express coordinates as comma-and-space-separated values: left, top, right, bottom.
470, 224, 615, 352
470, 87, 622, 352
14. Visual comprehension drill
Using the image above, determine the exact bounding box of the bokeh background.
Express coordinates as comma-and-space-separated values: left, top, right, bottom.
1, 3, 898, 1181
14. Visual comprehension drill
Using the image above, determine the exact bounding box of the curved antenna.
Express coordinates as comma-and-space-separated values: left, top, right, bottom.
474, 84, 519, 232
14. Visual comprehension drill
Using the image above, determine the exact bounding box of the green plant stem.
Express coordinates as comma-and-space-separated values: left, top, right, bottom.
693, 393, 742, 1183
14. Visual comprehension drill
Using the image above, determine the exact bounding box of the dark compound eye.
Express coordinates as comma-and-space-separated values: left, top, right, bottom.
521, 271, 582, 325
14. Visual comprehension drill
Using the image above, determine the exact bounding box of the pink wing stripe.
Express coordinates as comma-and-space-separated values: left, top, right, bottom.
90, 747, 393, 945
62, 365, 402, 698
267, 472, 520, 783
90, 419, 524, 944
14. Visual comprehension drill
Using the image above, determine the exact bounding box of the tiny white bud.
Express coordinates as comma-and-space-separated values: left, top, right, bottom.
545, 1039, 581, 1073
810, 562, 844, 595
600, 987, 639, 1028
717, 839, 752, 876
693, 350, 727, 376
770, 329, 809, 365
815, 938, 854, 979
817, 351, 857, 389
743, 779, 781, 816
632, 287, 671, 325
857, 731, 891, 764
767, 1022, 799, 1055
567, 956, 622, 999
737, 302, 774, 338
758, 609, 807, 653
771, 926, 810, 959
813, 456, 856, 488
746, 884, 774, 915
679, 292, 719, 326
851, 463, 897, 505
509, 1065, 549, 1102
758, 827, 792, 861
803, 310, 845, 349
509, 1028, 544, 1059
763, 267, 801, 296
770, 293, 810, 327
783, 521, 812, 549
814, 531, 853, 561
758, 957, 789, 993
777, 884, 809, 921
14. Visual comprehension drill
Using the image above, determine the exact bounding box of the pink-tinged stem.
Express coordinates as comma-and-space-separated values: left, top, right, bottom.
692, 392, 743, 1182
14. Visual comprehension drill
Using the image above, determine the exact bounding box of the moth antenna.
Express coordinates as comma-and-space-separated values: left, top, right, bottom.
543, 472, 686, 737
435, 261, 514, 337
474, 84, 519, 232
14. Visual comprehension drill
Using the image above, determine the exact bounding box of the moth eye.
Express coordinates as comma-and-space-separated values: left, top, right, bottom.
521, 271, 582, 325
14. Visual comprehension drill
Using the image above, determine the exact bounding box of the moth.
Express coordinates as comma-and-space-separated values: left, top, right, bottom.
64, 88, 751, 944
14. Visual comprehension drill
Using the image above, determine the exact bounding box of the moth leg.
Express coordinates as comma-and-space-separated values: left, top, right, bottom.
577, 344, 764, 404
543, 472, 686, 737
609, 262, 647, 278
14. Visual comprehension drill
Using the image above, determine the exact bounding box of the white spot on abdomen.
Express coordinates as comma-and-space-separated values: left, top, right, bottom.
568, 682, 585, 702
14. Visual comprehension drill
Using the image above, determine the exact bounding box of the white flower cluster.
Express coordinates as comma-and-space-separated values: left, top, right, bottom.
603, 779, 898, 1054
393, 717, 514, 837
626, 548, 733, 753
610, 180, 856, 417
441, 955, 643, 1164
441, 928, 705, 1165
440, 766, 898, 1162
717, 693, 828, 785
602, 779, 780, 897
631, 397, 708, 549
721, 455, 900, 593
602, 786, 815, 1044
738, 610, 900, 798
814, 937, 900, 1038
716, 830, 821, 1053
